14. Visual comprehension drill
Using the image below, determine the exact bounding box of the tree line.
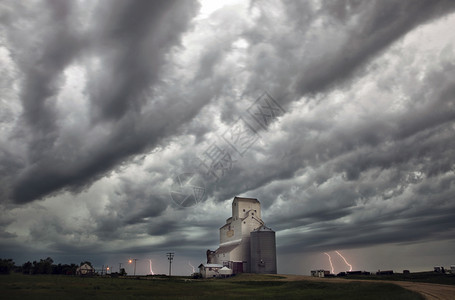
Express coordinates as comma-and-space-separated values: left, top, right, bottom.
0, 258, 92, 275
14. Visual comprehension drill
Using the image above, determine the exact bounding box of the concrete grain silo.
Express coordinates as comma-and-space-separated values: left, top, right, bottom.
206, 197, 277, 274
250, 225, 277, 274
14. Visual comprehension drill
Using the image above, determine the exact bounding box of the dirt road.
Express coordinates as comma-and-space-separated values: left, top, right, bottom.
391, 281, 455, 300
272, 275, 455, 300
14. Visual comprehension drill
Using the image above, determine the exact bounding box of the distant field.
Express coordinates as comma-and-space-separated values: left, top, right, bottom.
343, 271, 455, 286
0, 273, 424, 299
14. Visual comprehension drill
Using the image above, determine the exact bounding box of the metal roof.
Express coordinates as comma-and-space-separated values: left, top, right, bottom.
199, 263, 223, 268
215, 242, 241, 254
252, 225, 274, 232
233, 196, 259, 203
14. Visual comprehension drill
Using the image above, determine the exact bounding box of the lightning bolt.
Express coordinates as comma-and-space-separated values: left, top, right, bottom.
149, 259, 155, 275
324, 252, 334, 274
188, 261, 195, 273
335, 251, 353, 271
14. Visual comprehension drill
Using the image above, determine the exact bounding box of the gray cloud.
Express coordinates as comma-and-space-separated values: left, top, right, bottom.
0, 0, 454, 275
2, 0, 201, 203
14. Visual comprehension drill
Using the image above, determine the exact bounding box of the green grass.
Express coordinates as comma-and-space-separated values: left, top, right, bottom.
343, 272, 455, 285
0, 273, 424, 299
224, 273, 287, 281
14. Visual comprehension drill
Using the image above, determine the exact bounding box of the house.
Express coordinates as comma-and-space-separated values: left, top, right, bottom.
76, 263, 95, 276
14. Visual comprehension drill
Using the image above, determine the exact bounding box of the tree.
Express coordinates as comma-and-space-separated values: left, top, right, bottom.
52, 263, 78, 275
52, 263, 63, 274
0, 259, 15, 274
66, 263, 78, 275
42, 257, 53, 274
22, 261, 33, 274
32, 257, 54, 274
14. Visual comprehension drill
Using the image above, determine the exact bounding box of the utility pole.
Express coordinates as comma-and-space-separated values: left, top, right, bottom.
166, 253, 174, 276
129, 259, 138, 276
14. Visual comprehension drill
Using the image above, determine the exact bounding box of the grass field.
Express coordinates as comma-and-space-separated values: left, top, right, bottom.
343, 271, 455, 286
0, 273, 424, 299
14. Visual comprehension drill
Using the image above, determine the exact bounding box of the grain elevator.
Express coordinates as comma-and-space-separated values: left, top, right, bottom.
206, 196, 277, 274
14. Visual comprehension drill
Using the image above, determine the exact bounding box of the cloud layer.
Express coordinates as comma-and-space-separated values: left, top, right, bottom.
1, 0, 455, 274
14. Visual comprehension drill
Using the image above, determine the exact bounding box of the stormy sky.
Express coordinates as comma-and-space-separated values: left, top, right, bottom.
1, 0, 455, 275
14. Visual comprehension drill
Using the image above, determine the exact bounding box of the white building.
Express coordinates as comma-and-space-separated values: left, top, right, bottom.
76, 263, 94, 276
206, 197, 277, 274
219, 266, 233, 277
198, 263, 223, 278
311, 270, 330, 277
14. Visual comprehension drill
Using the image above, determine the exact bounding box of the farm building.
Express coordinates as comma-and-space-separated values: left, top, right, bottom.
206, 197, 277, 274
311, 270, 330, 277
76, 263, 94, 275
198, 263, 233, 278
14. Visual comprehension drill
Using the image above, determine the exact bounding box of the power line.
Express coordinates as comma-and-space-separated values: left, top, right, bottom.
166, 252, 174, 276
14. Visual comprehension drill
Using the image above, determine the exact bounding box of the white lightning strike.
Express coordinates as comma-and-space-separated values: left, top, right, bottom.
324, 252, 334, 274
188, 261, 195, 273
335, 251, 353, 271
149, 259, 155, 275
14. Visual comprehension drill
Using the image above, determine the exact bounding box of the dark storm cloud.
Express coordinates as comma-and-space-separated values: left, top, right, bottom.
88, 0, 188, 121
199, 49, 455, 252
1, 0, 201, 203
243, 0, 455, 103
0, 230, 16, 239
295, 0, 455, 94
0, 213, 16, 239
120, 233, 217, 255
1, 0, 455, 273
271, 165, 455, 253
278, 204, 455, 254
88, 176, 172, 240
4, 1, 82, 135
147, 220, 178, 236
0, 0, 83, 201
3, 0, 454, 206
194, 6, 247, 81
223, 56, 455, 196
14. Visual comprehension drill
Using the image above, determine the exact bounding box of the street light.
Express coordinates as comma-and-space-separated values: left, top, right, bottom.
166, 253, 174, 277
129, 259, 138, 276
